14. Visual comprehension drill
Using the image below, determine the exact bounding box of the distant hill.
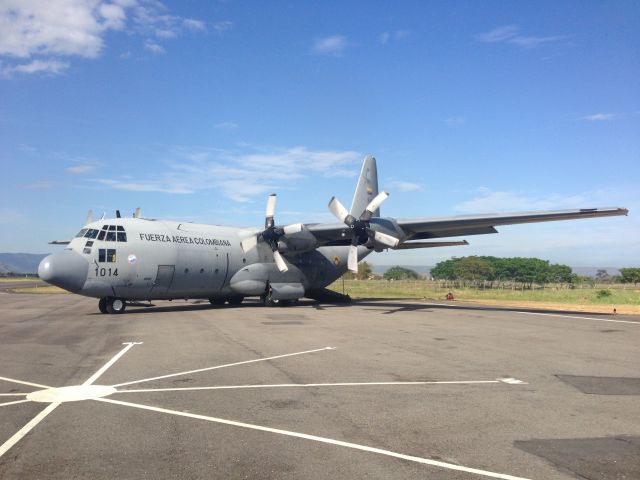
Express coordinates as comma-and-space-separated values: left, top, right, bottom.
0, 253, 49, 274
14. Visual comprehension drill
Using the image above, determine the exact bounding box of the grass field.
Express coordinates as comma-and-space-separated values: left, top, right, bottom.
0, 276, 40, 283
329, 280, 640, 314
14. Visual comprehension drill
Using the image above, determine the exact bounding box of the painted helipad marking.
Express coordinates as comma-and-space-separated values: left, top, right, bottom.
0, 343, 530, 479
27, 385, 116, 403
0, 376, 50, 389
0, 402, 61, 458
113, 346, 334, 388
97, 397, 531, 480
116, 379, 525, 394
83, 342, 142, 386
0, 341, 141, 459
0, 399, 31, 408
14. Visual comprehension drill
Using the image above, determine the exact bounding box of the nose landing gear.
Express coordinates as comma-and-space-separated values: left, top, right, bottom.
99, 297, 127, 314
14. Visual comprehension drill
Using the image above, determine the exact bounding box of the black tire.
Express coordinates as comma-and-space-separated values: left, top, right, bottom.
98, 298, 108, 314
106, 297, 126, 314
263, 287, 277, 307
209, 297, 226, 306
228, 296, 244, 306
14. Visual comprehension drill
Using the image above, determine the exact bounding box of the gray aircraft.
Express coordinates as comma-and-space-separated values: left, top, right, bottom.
39, 156, 628, 314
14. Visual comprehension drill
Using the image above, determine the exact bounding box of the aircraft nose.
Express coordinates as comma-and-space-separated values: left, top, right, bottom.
38, 250, 89, 293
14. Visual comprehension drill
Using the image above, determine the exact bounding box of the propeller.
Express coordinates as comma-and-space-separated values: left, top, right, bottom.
328, 191, 399, 272
134, 207, 141, 219
241, 194, 303, 273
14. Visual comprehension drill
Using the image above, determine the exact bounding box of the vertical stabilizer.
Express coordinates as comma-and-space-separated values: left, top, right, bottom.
350, 155, 379, 218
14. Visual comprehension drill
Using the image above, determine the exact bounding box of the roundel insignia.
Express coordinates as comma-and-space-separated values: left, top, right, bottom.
127, 254, 137, 265
332, 256, 341, 267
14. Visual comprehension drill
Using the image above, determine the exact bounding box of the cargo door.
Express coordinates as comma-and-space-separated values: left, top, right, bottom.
151, 265, 175, 296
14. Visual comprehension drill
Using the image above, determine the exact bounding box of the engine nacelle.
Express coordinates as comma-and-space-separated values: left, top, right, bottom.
229, 262, 307, 296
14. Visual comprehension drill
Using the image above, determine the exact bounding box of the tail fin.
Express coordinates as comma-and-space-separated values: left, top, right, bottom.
350, 155, 379, 218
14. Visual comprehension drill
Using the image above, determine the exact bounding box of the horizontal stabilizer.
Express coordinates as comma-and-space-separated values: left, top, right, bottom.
393, 240, 469, 250
49, 240, 71, 245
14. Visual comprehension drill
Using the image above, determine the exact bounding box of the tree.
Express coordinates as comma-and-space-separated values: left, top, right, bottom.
452, 257, 495, 281
596, 269, 610, 282
383, 266, 420, 280
619, 268, 640, 285
344, 261, 373, 280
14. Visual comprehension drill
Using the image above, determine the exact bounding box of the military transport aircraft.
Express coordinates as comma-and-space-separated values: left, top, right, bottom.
38, 156, 628, 314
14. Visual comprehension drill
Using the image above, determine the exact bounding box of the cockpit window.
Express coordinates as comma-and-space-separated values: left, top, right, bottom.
84, 229, 99, 239
117, 232, 127, 242
97, 230, 106, 240
75, 229, 88, 238
108, 225, 116, 231
117, 226, 125, 231
95, 225, 127, 242
106, 231, 116, 241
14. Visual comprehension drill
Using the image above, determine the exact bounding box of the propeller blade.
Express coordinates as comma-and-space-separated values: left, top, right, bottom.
241, 235, 258, 253
116, 210, 121, 219
347, 245, 359, 273
266, 194, 277, 217
273, 250, 289, 272
328, 196, 350, 223
100, 212, 106, 220
362, 191, 389, 219
85, 210, 93, 225
282, 223, 303, 235
134, 207, 141, 219
373, 230, 399, 248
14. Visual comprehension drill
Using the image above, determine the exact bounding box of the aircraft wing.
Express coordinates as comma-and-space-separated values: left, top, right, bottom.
305, 207, 628, 246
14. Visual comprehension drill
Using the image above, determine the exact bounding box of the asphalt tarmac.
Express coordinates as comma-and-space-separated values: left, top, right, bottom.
1, 293, 639, 480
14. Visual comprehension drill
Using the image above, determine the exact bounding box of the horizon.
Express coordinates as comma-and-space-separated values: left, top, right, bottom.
1, 1, 638, 265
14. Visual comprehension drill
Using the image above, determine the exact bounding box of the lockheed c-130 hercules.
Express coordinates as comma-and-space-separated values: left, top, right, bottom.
39, 156, 628, 314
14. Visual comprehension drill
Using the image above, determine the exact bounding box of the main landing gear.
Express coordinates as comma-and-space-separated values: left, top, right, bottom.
99, 297, 127, 314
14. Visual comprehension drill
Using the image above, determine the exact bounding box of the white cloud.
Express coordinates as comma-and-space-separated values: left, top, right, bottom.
475, 25, 519, 43
93, 146, 361, 202
391, 180, 422, 192
212, 20, 233, 34
144, 41, 165, 54
379, 32, 390, 45
445, 116, 465, 126
312, 35, 348, 56
475, 25, 562, 49
0, 0, 206, 76
454, 187, 591, 213
379, 30, 410, 45
582, 113, 616, 122
1, 59, 69, 77
66, 164, 97, 174
213, 121, 239, 130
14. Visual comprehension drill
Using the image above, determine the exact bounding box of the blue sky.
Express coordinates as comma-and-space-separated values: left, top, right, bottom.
1, 0, 638, 266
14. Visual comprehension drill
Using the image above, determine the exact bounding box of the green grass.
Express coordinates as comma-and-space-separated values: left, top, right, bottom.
329, 280, 640, 306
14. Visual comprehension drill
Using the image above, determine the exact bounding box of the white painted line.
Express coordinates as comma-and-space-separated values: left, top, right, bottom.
0, 393, 28, 397
0, 376, 51, 390
499, 378, 526, 384
423, 302, 640, 325
83, 342, 141, 386
516, 311, 639, 325
113, 347, 335, 388
115, 379, 509, 394
0, 402, 61, 459
97, 397, 531, 480
0, 399, 31, 408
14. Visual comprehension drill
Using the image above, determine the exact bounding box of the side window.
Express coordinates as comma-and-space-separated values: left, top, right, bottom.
75, 229, 88, 238
107, 249, 117, 263
98, 249, 106, 262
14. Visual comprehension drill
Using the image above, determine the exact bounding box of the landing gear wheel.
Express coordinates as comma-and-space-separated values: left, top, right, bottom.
228, 296, 244, 306
98, 298, 108, 314
209, 297, 226, 306
106, 297, 126, 314
263, 287, 277, 307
